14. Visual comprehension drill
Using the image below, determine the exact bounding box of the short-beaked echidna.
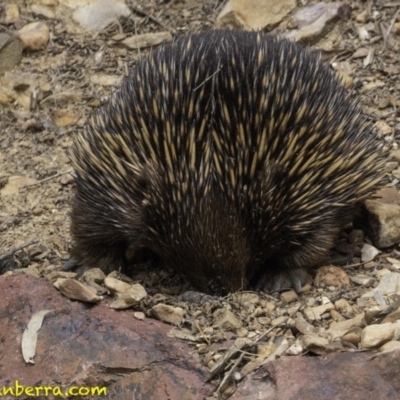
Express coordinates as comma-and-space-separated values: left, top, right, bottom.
69, 30, 385, 295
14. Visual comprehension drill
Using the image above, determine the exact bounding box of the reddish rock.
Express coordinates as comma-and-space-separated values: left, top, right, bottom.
0, 275, 213, 399
232, 351, 400, 399
2, 275, 400, 400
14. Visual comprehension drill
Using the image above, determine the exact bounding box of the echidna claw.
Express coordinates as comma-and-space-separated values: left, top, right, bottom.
256, 268, 311, 296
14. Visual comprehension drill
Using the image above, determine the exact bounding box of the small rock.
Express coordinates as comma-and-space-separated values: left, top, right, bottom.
133, 312, 145, 321
104, 276, 132, 294
294, 312, 317, 335
0, 176, 37, 195
109, 284, 147, 309
0, 33, 23, 75
361, 323, 397, 349
2, 4, 20, 24
17, 21, 50, 51
236, 327, 249, 337
362, 272, 400, 298
46, 271, 77, 282
152, 304, 185, 326
391, 169, 400, 180
314, 266, 350, 288
382, 309, 400, 324
390, 150, 400, 163
379, 341, 400, 352
305, 302, 334, 321
341, 328, 362, 346
121, 32, 172, 49
73, 0, 130, 31
349, 274, 376, 287
330, 309, 345, 322
82, 268, 107, 295
301, 334, 330, 354
51, 109, 80, 127
375, 120, 392, 136
378, 98, 391, 110
59, 173, 74, 186
90, 73, 122, 87
356, 9, 368, 23
328, 313, 366, 338
30, 4, 55, 19
334, 299, 355, 318
286, 343, 303, 355
384, 161, 398, 173
232, 292, 260, 305
375, 187, 400, 204
284, 3, 351, 43
54, 278, 102, 303
366, 200, 400, 248
363, 261, 377, 270
216, 0, 296, 30
271, 315, 288, 326
361, 243, 381, 263
213, 308, 242, 330
257, 316, 271, 325
280, 290, 298, 303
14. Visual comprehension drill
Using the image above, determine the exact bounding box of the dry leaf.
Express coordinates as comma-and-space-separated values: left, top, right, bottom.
22, 310, 52, 363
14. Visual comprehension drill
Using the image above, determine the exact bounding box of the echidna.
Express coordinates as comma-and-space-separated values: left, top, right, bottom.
69, 30, 385, 295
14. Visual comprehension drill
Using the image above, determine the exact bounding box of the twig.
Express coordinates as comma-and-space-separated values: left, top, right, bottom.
130, 4, 174, 33
23, 169, 73, 188
216, 352, 245, 395
0, 239, 39, 262
383, 8, 400, 50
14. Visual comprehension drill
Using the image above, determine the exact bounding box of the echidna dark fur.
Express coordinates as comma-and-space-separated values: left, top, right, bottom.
69, 30, 386, 295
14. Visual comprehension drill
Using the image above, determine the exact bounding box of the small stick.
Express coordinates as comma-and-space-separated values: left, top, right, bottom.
216, 352, 245, 395
0, 239, 39, 262
383, 8, 400, 50
130, 5, 174, 33
23, 169, 73, 188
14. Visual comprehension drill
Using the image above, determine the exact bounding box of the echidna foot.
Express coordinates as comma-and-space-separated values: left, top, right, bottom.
62, 257, 79, 271
255, 268, 311, 296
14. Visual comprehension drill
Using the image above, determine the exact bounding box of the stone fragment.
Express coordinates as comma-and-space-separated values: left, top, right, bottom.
216, 0, 296, 30
17, 21, 50, 51
284, 2, 351, 42
73, 0, 130, 31
305, 302, 334, 321
361, 323, 397, 349
328, 313, 366, 339
213, 308, 242, 330
152, 304, 185, 326
280, 290, 298, 303
349, 274, 376, 287
361, 243, 380, 263
362, 272, 400, 298
314, 266, 350, 288
340, 327, 362, 346
54, 278, 102, 303
375, 120, 392, 136
0, 33, 22, 75
109, 284, 147, 309
294, 312, 318, 335
0, 176, 37, 195
301, 334, 330, 354
365, 200, 400, 248
2, 4, 20, 24
104, 276, 132, 294
334, 299, 355, 318
121, 32, 172, 49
